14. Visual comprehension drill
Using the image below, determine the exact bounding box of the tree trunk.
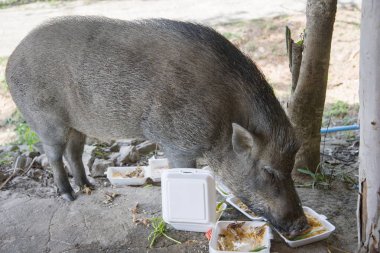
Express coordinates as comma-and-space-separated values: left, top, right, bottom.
287, 0, 337, 173
357, 0, 380, 252
286, 26, 303, 95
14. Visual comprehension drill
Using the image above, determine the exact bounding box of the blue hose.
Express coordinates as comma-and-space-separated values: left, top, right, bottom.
320, 124, 360, 134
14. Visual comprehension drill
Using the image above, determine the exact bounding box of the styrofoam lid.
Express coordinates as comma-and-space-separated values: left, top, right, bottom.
162, 169, 216, 225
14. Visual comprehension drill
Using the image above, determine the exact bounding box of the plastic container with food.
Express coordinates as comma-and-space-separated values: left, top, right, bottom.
209, 221, 272, 253
104, 166, 148, 186
147, 157, 170, 182
226, 196, 265, 221
275, 206, 336, 247
161, 168, 216, 232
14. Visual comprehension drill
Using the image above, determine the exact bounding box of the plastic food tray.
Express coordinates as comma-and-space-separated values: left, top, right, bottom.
275, 206, 336, 247
216, 181, 234, 198
104, 166, 148, 186
209, 220, 272, 253
226, 196, 265, 221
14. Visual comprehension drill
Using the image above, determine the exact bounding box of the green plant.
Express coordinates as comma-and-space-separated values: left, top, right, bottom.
15, 122, 39, 151
326, 101, 349, 118
297, 167, 330, 189
148, 217, 181, 248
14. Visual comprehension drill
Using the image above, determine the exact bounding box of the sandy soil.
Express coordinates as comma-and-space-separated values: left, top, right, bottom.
214, 4, 360, 105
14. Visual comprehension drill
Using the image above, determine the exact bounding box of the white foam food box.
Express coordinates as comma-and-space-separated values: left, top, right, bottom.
161, 169, 217, 232
147, 157, 170, 182
104, 166, 148, 186
209, 221, 272, 253
226, 196, 265, 221
276, 206, 336, 247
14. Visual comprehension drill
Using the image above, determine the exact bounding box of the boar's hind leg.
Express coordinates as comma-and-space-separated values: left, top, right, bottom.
43, 140, 75, 201
63, 129, 93, 190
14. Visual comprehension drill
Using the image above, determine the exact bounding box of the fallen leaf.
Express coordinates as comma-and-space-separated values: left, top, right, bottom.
82, 185, 92, 195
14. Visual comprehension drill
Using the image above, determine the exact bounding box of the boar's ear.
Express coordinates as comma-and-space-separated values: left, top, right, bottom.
232, 123, 257, 156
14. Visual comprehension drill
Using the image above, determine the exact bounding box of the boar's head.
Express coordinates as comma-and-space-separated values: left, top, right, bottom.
218, 123, 309, 237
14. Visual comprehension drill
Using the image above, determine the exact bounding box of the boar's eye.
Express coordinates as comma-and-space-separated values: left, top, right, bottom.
262, 166, 277, 182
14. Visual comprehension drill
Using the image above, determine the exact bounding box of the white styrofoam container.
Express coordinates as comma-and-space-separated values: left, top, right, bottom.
147, 157, 170, 182
209, 221, 272, 253
226, 196, 265, 221
216, 181, 234, 198
104, 166, 148, 186
161, 168, 216, 232
275, 206, 336, 247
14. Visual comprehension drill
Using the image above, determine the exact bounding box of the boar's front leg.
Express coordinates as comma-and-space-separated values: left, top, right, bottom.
63, 129, 93, 190
43, 142, 75, 201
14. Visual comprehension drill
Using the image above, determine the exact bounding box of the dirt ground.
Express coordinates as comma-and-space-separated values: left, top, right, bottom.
0, 138, 359, 253
0, 1, 361, 253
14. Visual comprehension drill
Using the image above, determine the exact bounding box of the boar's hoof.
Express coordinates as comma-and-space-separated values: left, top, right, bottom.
61, 191, 76, 201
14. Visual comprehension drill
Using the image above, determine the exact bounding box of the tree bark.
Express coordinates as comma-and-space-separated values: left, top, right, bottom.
288, 0, 337, 173
286, 26, 303, 94
357, 0, 380, 252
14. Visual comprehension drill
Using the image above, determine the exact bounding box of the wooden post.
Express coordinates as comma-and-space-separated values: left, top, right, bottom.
357, 0, 380, 252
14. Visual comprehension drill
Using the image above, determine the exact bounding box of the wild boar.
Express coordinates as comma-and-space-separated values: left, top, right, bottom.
6, 16, 308, 235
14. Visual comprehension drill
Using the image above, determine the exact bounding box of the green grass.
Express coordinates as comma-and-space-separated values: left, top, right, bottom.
325, 101, 350, 118
322, 102, 359, 128
148, 217, 181, 248
297, 167, 331, 189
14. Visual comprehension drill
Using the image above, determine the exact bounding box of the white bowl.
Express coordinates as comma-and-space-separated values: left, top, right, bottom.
226, 196, 265, 221
275, 206, 336, 247
104, 166, 148, 186
209, 221, 272, 253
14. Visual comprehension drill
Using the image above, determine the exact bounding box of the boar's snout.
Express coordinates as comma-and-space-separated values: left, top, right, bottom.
283, 215, 310, 238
